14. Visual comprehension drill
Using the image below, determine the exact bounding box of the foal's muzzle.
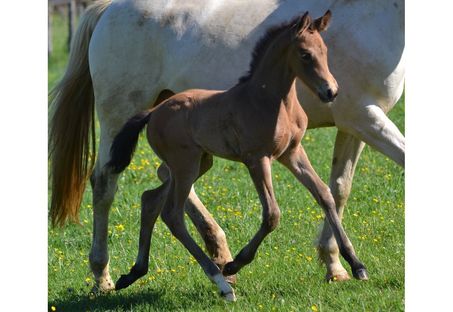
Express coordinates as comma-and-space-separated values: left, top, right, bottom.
318, 87, 338, 103
326, 88, 338, 102
317, 77, 339, 103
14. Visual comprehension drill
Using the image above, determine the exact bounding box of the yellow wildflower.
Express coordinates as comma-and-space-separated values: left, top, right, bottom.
115, 224, 125, 232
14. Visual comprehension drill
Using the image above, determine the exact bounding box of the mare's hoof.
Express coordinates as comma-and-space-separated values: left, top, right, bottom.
90, 277, 115, 294
222, 261, 240, 276
325, 271, 351, 283
221, 290, 237, 302
353, 268, 369, 281
115, 274, 136, 290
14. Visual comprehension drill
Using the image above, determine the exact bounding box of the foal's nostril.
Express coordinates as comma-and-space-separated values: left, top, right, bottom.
327, 89, 337, 101
327, 89, 332, 98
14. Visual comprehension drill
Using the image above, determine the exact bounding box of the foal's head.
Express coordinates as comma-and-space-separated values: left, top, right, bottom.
288, 11, 338, 103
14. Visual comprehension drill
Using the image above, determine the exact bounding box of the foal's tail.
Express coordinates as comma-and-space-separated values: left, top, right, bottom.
106, 111, 153, 174
49, 0, 112, 227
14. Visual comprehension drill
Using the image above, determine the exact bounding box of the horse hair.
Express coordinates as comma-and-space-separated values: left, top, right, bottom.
236, 15, 304, 85
106, 111, 152, 174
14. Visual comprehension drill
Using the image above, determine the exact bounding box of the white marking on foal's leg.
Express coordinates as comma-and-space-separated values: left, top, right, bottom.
211, 274, 236, 302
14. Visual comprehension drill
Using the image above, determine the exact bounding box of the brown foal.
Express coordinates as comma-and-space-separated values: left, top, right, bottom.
107, 11, 367, 301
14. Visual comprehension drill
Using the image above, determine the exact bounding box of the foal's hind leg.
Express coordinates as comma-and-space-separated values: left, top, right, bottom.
278, 145, 368, 280
157, 162, 236, 283
161, 154, 235, 301
115, 181, 170, 290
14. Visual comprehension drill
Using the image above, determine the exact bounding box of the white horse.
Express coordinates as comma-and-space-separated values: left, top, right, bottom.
49, 0, 404, 292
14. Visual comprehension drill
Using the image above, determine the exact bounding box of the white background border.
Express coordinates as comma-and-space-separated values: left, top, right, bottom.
1, 0, 453, 310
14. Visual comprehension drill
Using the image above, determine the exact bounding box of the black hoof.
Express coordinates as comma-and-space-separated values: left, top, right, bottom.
115, 274, 137, 290
353, 268, 369, 281
115, 265, 148, 291
223, 261, 240, 276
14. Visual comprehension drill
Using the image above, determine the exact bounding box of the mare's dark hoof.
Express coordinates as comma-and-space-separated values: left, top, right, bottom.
353, 268, 369, 281
222, 261, 240, 276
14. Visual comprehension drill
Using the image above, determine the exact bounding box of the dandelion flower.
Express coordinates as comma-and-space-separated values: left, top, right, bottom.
115, 224, 125, 232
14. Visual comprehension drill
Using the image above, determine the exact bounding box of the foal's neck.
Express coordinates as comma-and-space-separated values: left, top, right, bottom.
248, 35, 297, 107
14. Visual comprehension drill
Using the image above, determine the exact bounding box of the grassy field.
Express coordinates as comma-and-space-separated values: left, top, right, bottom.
48, 13, 405, 312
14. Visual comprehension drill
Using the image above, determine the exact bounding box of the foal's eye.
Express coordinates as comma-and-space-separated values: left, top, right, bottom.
300, 52, 311, 61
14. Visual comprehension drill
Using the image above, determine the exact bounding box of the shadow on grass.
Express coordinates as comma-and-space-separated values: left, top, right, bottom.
49, 285, 223, 312
49, 290, 161, 312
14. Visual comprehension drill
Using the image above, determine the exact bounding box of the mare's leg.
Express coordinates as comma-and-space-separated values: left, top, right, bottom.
87, 87, 171, 293
278, 145, 368, 280
115, 181, 170, 290
334, 103, 404, 167
223, 157, 280, 276
157, 162, 236, 283
161, 154, 236, 301
318, 131, 365, 281
89, 132, 119, 293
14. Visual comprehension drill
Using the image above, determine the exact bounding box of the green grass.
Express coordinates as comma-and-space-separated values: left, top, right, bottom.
48, 12, 404, 312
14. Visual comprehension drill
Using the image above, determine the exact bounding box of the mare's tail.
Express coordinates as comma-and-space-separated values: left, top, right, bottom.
49, 0, 112, 227
106, 111, 153, 174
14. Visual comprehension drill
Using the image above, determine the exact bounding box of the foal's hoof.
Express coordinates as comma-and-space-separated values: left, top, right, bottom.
325, 271, 351, 283
115, 274, 137, 290
221, 290, 237, 302
352, 268, 369, 281
222, 261, 240, 276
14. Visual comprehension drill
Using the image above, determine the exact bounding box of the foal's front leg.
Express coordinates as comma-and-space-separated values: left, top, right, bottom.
223, 157, 280, 276
278, 145, 368, 280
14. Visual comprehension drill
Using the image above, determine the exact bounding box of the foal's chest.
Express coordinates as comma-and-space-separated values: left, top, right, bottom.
231, 102, 307, 160
270, 105, 306, 158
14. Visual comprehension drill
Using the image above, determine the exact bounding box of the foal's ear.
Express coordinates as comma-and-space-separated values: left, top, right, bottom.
295, 12, 312, 35
313, 10, 332, 32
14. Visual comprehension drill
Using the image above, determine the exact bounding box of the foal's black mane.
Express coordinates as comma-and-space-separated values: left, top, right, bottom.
236, 15, 303, 85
